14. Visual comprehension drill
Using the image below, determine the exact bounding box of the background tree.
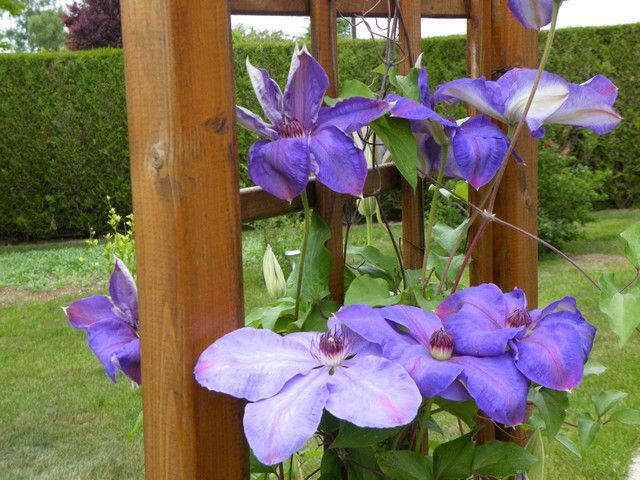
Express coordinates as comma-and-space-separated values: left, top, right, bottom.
2, 0, 61, 51
61, 0, 121, 50
0, 0, 23, 15
27, 9, 64, 50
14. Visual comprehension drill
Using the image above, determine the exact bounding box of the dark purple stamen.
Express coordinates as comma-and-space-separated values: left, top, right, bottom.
278, 120, 307, 138
429, 329, 454, 361
506, 309, 533, 329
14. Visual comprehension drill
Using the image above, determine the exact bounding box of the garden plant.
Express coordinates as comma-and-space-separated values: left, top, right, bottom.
62, 0, 640, 478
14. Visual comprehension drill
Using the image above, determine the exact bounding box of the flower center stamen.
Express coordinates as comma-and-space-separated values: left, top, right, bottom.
506, 309, 533, 329
278, 120, 307, 138
429, 329, 454, 361
312, 328, 352, 370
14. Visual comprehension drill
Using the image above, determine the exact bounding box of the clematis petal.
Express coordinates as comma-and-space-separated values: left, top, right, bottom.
326, 355, 422, 427
385, 343, 463, 399
498, 68, 569, 131
543, 81, 622, 135
65, 295, 121, 330
284, 47, 329, 129
246, 58, 284, 125
514, 321, 587, 390
86, 319, 138, 382
388, 94, 456, 126
450, 355, 528, 426
503, 287, 528, 314
418, 66, 431, 106
244, 369, 329, 466
248, 138, 311, 202
316, 97, 390, 133
582, 74, 618, 105
379, 304, 443, 347
433, 77, 506, 122
449, 115, 509, 189
507, 0, 554, 30
113, 338, 141, 385
439, 381, 471, 402
236, 106, 278, 139
194, 328, 318, 402
309, 126, 366, 197
109, 257, 138, 328
437, 284, 523, 356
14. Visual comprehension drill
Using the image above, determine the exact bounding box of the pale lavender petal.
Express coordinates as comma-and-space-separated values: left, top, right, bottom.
236, 106, 278, 139
439, 381, 470, 401
113, 338, 141, 385
194, 328, 318, 402
246, 58, 284, 125
418, 66, 431, 106
316, 97, 390, 133
388, 94, 456, 126
450, 115, 509, 189
65, 295, 120, 330
507, 0, 554, 30
109, 257, 138, 328
582, 74, 618, 105
450, 355, 528, 426
248, 138, 311, 202
379, 304, 442, 347
433, 77, 506, 122
86, 319, 138, 382
326, 355, 421, 427
503, 287, 528, 314
544, 82, 622, 135
244, 369, 329, 465
498, 68, 569, 131
385, 343, 463, 399
309, 126, 366, 197
284, 47, 329, 129
514, 321, 586, 390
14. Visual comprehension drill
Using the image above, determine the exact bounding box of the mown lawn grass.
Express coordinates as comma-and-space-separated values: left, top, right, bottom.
0, 209, 638, 479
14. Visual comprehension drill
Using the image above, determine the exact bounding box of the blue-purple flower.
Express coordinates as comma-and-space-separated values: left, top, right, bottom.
388, 65, 510, 189
508, 0, 556, 30
332, 304, 529, 426
64, 258, 140, 385
194, 326, 421, 465
237, 46, 390, 201
433, 68, 622, 138
436, 283, 596, 391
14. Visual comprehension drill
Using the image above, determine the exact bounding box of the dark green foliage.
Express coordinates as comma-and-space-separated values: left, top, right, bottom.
538, 144, 610, 248
0, 24, 637, 239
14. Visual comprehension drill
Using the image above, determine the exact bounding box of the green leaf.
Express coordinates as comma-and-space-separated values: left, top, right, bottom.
609, 408, 640, 425
555, 433, 581, 458
431, 220, 470, 255
526, 429, 545, 480
395, 68, 421, 102
250, 451, 276, 473
126, 410, 143, 443
377, 450, 433, 480
371, 116, 418, 189
244, 297, 295, 330
344, 274, 400, 307
472, 441, 538, 478
620, 221, 640, 268
347, 245, 400, 287
577, 412, 601, 449
592, 390, 628, 418
301, 299, 338, 332
528, 388, 569, 439
433, 398, 478, 428
599, 272, 640, 346
427, 252, 464, 285
344, 447, 379, 480
433, 432, 474, 479
583, 360, 607, 377
319, 449, 343, 479
331, 421, 401, 449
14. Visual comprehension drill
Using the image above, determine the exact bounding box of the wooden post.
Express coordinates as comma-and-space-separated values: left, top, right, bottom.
311, 0, 346, 304
398, 0, 425, 269
121, 1, 247, 478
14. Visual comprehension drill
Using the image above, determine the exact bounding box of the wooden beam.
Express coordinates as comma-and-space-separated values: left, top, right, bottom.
240, 164, 401, 222
311, 0, 346, 304
230, 0, 469, 18
121, 1, 247, 478
398, 0, 425, 270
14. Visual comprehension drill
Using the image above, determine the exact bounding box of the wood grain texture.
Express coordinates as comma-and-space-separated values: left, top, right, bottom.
230, 0, 469, 17
121, 1, 247, 478
311, 0, 346, 304
398, 0, 425, 269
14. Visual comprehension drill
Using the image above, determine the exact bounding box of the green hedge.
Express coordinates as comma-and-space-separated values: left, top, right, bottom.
0, 24, 637, 240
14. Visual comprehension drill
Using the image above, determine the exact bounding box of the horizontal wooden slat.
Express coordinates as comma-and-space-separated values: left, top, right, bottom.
240, 163, 401, 222
230, 0, 469, 18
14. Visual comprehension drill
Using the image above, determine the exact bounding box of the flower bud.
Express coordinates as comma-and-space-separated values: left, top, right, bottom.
357, 196, 378, 218
262, 244, 286, 299
429, 329, 454, 361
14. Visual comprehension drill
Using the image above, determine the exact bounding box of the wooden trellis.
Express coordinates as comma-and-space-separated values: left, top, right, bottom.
120, 0, 538, 478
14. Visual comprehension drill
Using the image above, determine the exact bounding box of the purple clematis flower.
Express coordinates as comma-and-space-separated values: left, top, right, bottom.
237, 46, 390, 201
436, 283, 596, 391
63, 258, 140, 385
508, 0, 556, 30
194, 326, 421, 465
332, 304, 529, 426
388, 65, 509, 189
433, 68, 622, 138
